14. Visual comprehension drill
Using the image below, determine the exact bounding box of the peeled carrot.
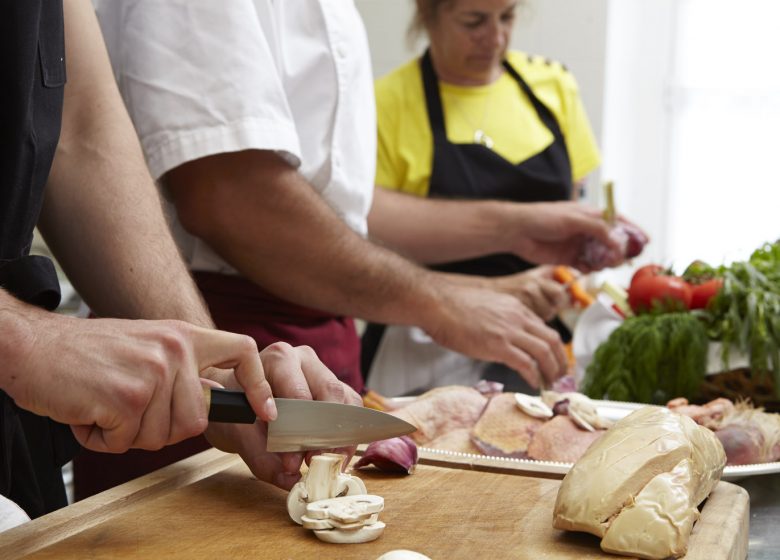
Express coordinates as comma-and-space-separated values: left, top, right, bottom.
362, 389, 388, 411
554, 265, 595, 307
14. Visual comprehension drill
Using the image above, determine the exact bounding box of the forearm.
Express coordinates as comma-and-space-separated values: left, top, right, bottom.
38, 0, 211, 327
166, 151, 444, 328
0, 290, 39, 395
367, 186, 521, 264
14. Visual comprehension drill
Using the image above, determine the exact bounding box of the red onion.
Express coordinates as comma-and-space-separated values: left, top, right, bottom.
354, 436, 418, 475
581, 223, 648, 269
473, 380, 504, 397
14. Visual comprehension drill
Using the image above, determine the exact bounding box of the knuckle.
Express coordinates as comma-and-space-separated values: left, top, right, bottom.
261, 340, 293, 359
323, 379, 347, 402
118, 380, 153, 415
157, 328, 189, 363
296, 345, 318, 359
236, 334, 259, 355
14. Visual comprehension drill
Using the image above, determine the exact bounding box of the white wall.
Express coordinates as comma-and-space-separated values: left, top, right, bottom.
355, 0, 610, 201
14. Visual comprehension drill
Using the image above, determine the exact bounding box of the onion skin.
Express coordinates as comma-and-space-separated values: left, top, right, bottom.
354, 436, 418, 475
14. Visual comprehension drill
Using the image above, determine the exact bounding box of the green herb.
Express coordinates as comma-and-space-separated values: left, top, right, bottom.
701, 241, 780, 389
582, 312, 708, 404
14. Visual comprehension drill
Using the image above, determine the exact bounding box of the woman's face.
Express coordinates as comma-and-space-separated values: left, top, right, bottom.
427, 0, 517, 85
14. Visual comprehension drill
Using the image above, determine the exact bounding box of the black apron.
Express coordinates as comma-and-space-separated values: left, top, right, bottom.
0, 0, 81, 519
362, 51, 574, 382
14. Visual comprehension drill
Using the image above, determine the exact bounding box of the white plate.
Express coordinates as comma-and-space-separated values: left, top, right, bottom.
412, 398, 780, 481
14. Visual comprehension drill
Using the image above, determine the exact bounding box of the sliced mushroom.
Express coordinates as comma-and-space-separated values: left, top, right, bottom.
328, 513, 380, 530
376, 551, 432, 560
314, 521, 386, 544
287, 453, 367, 524
515, 392, 554, 419
305, 494, 384, 523
569, 407, 596, 432
541, 390, 612, 430
300, 515, 333, 530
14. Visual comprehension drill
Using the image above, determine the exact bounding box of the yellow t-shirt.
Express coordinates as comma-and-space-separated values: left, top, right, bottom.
375, 51, 601, 197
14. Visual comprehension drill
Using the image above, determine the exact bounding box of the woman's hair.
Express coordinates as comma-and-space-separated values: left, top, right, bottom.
407, 0, 525, 46
407, 0, 450, 45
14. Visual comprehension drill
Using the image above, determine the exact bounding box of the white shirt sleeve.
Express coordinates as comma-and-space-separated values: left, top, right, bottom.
95, 0, 301, 180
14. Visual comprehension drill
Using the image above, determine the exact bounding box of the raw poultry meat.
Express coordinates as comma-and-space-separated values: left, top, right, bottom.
390, 386, 488, 445
668, 397, 780, 465
471, 393, 545, 457
666, 397, 735, 430
427, 428, 481, 454
526, 415, 605, 463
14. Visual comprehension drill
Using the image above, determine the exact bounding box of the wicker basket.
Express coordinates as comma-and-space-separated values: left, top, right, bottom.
696, 368, 780, 412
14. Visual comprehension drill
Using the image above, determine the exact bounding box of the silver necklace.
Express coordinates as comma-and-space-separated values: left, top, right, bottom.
449, 88, 495, 149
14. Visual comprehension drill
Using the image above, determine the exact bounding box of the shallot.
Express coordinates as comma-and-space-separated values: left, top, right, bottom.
581, 222, 648, 270
354, 436, 418, 474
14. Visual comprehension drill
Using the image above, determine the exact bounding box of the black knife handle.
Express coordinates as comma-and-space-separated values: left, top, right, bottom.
206, 388, 256, 424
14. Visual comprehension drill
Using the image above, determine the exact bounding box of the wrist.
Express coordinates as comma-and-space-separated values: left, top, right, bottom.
481, 200, 531, 254
0, 294, 45, 397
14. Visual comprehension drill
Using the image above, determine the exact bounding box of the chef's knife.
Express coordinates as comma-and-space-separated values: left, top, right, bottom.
203, 387, 416, 452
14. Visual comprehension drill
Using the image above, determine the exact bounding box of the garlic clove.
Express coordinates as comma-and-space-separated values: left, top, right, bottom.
515, 393, 554, 419
306, 494, 384, 523
314, 521, 386, 544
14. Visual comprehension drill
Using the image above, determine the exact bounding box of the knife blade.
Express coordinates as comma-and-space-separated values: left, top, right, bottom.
203, 387, 416, 452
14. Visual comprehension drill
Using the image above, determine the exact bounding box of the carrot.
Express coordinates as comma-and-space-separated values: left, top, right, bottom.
362, 389, 388, 411
554, 265, 595, 307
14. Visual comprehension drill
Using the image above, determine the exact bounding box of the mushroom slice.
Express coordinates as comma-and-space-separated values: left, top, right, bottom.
287, 453, 368, 524
328, 513, 380, 530
300, 515, 333, 530
314, 521, 386, 544
569, 407, 596, 432
515, 393, 554, 419
306, 494, 384, 523
376, 551, 432, 560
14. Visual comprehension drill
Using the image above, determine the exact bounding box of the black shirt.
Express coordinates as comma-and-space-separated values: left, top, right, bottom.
0, 0, 80, 518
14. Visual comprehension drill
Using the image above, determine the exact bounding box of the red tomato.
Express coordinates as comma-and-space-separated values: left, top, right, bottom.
628, 275, 693, 313
630, 264, 665, 288
690, 278, 724, 310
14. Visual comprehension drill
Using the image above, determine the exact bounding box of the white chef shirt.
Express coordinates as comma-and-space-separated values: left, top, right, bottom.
94, 0, 376, 273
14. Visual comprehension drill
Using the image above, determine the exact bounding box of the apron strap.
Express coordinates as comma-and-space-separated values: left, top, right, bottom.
420, 50, 448, 140
501, 60, 566, 144
0, 255, 61, 311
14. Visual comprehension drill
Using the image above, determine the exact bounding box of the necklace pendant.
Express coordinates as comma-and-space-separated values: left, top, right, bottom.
474, 129, 494, 150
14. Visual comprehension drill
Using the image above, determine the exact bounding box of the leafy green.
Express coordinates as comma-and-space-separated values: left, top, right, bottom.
582, 312, 708, 404
701, 242, 780, 390
584, 240, 780, 402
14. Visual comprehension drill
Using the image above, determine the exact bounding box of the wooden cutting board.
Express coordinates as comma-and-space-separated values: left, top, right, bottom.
0, 449, 748, 560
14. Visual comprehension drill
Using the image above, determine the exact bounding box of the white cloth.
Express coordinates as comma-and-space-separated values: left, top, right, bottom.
94, 0, 376, 273
0, 494, 30, 533
367, 325, 487, 397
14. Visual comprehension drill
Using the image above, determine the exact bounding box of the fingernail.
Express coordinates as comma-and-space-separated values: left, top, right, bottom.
264, 397, 277, 421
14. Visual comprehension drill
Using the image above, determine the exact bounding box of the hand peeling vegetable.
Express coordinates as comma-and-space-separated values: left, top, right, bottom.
580, 222, 648, 270
354, 436, 418, 474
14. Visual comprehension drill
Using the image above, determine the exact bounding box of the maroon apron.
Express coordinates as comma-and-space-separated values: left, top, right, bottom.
193, 271, 363, 392
74, 272, 362, 500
